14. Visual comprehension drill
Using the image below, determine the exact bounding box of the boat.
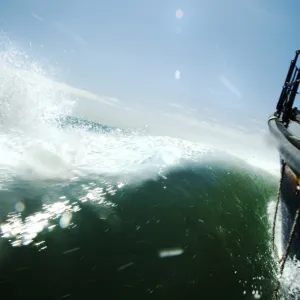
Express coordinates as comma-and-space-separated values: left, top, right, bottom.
268, 49, 300, 298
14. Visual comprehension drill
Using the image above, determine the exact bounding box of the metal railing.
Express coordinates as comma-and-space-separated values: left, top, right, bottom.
276, 50, 300, 127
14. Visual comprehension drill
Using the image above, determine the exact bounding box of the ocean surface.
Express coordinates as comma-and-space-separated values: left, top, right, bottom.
0, 115, 279, 300
0, 46, 299, 300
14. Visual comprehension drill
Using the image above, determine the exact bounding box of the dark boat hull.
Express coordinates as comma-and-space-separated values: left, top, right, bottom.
268, 116, 300, 259
280, 162, 300, 260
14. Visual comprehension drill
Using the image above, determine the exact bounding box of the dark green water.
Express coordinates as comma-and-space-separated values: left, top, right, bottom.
0, 157, 278, 299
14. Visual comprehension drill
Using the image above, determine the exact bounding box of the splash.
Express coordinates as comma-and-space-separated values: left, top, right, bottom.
0, 36, 73, 132
267, 200, 300, 298
0, 39, 217, 248
0, 35, 76, 184
0, 36, 218, 185
0, 38, 277, 258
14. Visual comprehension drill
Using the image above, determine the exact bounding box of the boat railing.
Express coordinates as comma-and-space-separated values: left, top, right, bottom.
276, 50, 300, 127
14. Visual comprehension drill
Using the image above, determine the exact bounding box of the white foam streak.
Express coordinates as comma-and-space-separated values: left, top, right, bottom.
267, 200, 300, 298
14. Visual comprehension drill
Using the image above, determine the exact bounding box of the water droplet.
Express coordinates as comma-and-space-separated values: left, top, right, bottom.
59, 211, 72, 228
15, 202, 25, 212
176, 9, 184, 19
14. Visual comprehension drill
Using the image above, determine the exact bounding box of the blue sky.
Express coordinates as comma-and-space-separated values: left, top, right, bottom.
1, 0, 300, 129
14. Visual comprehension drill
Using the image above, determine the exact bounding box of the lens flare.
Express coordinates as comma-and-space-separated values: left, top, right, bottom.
176, 9, 184, 19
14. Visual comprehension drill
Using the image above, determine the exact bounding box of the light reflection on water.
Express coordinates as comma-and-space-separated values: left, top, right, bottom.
0, 180, 119, 248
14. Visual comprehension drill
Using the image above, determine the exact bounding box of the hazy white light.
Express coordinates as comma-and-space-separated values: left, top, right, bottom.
176, 9, 184, 19
175, 70, 181, 80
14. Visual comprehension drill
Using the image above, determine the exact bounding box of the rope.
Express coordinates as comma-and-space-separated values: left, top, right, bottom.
271, 160, 300, 300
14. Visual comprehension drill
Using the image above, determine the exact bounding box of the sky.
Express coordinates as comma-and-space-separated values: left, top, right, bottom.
1, 0, 300, 136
